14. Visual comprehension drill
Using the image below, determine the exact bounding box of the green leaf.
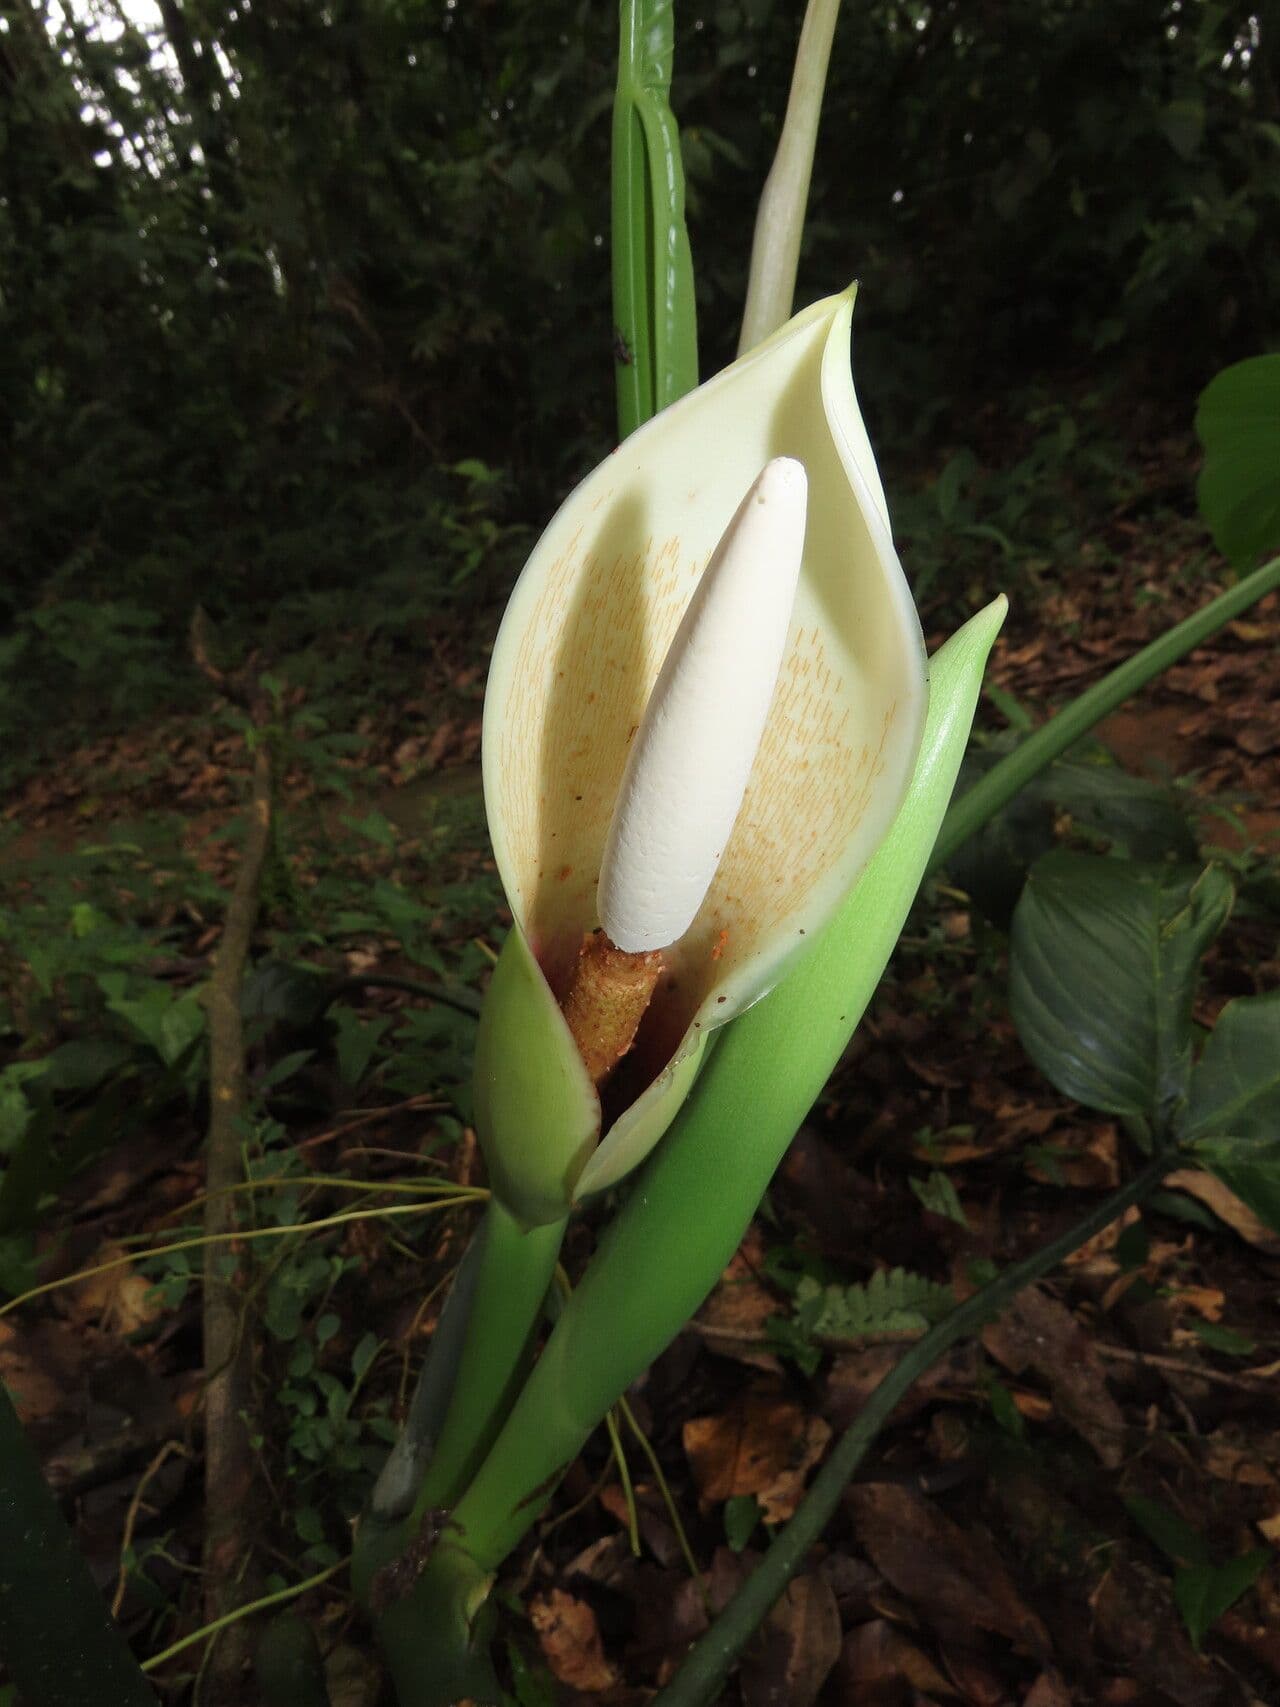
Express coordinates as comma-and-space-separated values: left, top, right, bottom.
724, 1495, 761, 1554
1160, 97, 1204, 160
909, 1170, 968, 1227
794, 1268, 954, 1341
1174, 1550, 1271, 1652
1184, 992, 1280, 1142
1195, 355, 1280, 567
1183, 991, 1280, 1232
352, 1332, 380, 1384
1009, 855, 1233, 1135
330, 1006, 390, 1089
1124, 1494, 1211, 1568
1186, 1320, 1256, 1357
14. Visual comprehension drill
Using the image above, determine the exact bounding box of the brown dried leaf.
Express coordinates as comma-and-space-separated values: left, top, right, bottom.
740, 1575, 842, 1707
982, 1285, 1126, 1467
1025, 1123, 1121, 1189
846, 1482, 1051, 1657
0, 1321, 71, 1426
72, 1247, 165, 1334
837, 1620, 959, 1700
694, 1240, 784, 1374
528, 1589, 620, 1691
1090, 1562, 1226, 1707
1063, 1206, 1141, 1279
1022, 1672, 1073, 1707
1202, 1434, 1278, 1488
683, 1388, 830, 1523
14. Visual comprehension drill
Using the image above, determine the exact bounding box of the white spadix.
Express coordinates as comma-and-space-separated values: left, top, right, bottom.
598, 458, 809, 953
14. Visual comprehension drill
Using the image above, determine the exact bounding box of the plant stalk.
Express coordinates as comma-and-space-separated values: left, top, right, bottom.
379, 604, 1006, 1707
738, 0, 842, 354
611, 0, 698, 439
932, 553, 1280, 871
653, 1152, 1175, 1706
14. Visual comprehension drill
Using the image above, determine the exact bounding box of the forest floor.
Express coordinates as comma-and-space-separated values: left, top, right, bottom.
2, 487, 1280, 1707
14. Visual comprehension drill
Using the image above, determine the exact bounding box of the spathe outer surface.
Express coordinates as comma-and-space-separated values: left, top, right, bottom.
477, 287, 928, 1224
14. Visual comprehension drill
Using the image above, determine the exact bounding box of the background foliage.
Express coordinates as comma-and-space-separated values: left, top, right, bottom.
2, 0, 1277, 760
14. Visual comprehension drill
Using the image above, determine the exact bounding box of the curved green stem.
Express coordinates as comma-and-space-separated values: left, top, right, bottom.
0, 1381, 158, 1706
653, 1152, 1174, 1706
410, 1201, 567, 1519
356, 1201, 566, 1609
932, 553, 1280, 873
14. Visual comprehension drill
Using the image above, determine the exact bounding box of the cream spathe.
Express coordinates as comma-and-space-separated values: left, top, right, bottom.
475, 286, 928, 1224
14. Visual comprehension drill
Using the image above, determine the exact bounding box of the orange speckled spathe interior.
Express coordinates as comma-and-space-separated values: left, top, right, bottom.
484, 289, 927, 1079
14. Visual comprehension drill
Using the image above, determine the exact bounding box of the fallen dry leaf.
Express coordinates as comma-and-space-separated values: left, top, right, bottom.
740, 1574, 841, 1707
1202, 1433, 1278, 1488
694, 1236, 785, 1374
0, 1319, 85, 1428
528, 1589, 619, 1691
1023, 1671, 1073, 1707
1165, 1170, 1280, 1256
1025, 1122, 1121, 1189
846, 1482, 1051, 1657
1063, 1206, 1142, 1279
837, 1619, 959, 1701
683, 1387, 830, 1523
1091, 1561, 1228, 1707
982, 1284, 1126, 1467
73, 1246, 165, 1334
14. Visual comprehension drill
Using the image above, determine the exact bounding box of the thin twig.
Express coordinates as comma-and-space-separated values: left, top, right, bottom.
603, 1408, 640, 1554
141, 1557, 349, 1674
112, 1441, 193, 1617
1094, 1343, 1280, 1391
618, 1395, 709, 1614
0, 1196, 487, 1320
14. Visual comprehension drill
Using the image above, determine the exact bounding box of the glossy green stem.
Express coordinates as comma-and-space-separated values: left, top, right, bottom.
0, 1381, 157, 1707
611, 0, 698, 439
355, 1201, 566, 1611
932, 554, 1280, 873
409, 1200, 567, 1518
652, 1152, 1174, 1706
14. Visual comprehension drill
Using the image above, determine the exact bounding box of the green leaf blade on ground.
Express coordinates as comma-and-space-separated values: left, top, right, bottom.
1009, 854, 1233, 1134
1195, 354, 1280, 567
1183, 991, 1280, 1233
1174, 1550, 1271, 1652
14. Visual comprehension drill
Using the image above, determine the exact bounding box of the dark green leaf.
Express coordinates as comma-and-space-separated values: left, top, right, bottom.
724, 1494, 761, 1553
1186, 1319, 1256, 1356
1009, 855, 1232, 1133
1195, 355, 1280, 566
1124, 1495, 1210, 1568
909, 1170, 968, 1227
1184, 992, 1280, 1142
1174, 1550, 1271, 1652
